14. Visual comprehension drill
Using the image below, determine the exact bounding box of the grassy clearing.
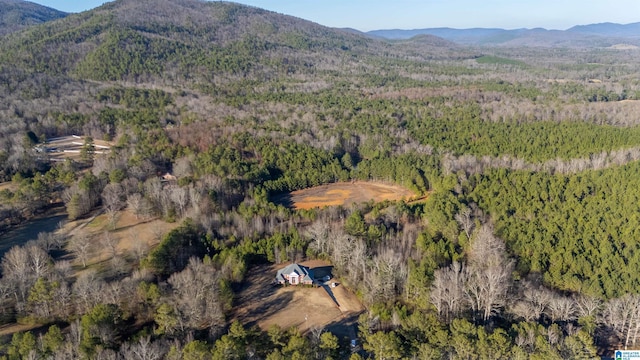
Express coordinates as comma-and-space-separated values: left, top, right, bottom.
274, 181, 417, 210
476, 55, 526, 67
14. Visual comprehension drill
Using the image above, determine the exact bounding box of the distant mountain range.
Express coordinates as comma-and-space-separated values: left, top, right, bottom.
0, 0, 67, 35
1, 0, 638, 50
368, 22, 640, 48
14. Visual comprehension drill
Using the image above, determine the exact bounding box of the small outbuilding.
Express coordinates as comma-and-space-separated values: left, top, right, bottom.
275, 263, 314, 285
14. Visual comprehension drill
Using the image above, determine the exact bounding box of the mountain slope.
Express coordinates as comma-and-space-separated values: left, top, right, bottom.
0, 0, 463, 86
0, 0, 377, 81
0, 0, 67, 35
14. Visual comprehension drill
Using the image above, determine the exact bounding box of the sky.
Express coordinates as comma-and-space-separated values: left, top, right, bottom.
30, 0, 640, 32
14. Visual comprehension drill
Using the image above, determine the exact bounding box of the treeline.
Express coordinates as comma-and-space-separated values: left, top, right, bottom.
406, 101, 640, 162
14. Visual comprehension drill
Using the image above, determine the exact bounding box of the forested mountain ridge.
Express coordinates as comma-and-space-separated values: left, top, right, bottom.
2, 0, 640, 358
1, 0, 462, 82
369, 22, 640, 47
568, 22, 640, 37
0, 0, 67, 35
1, 0, 372, 80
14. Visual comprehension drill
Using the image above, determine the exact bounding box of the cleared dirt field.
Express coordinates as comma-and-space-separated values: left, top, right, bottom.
39, 135, 113, 162
274, 181, 417, 210
233, 260, 364, 337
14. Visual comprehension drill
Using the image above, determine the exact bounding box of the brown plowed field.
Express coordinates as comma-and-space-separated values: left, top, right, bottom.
274, 181, 417, 210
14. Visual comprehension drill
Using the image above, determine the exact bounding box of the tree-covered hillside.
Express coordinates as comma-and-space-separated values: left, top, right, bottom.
0, 0, 67, 35
1, 0, 640, 358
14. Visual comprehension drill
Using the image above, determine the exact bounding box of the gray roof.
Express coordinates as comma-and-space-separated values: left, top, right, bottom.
275, 263, 314, 282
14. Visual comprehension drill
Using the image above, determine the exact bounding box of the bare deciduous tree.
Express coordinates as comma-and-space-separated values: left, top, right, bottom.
127, 193, 145, 219
188, 186, 202, 218
351, 238, 368, 285
508, 281, 554, 322
69, 234, 94, 268
52, 280, 73, 319
101, 231, 119, 260
329, 230, 354, 270
430, 261, 466, 322
465, 225, 513, 323
169, 186, 189, 219
120, 336, 167, 360
132, 238, 150, 264
306, 220, 330, 254
54, 260, 73, 280
574, 294, 602, 318
599, 294, 640, 350
103, 183, 125, 228
144, 178, 164, 215
109, 256, 128, 277
547, 294, 577, 323
368, 249, 407, 303
73, 270, 105, 314
455, 207, 475, 240
167, 257, 225, 333
37, 231, 64, 251
2, 245, 52, 308
172, 156, 193, 179
2, 246, 30, 281
25, 244, 51, 279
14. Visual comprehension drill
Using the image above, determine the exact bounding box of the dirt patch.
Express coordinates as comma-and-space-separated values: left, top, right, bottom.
62, 209, 178, 268
0, 323, 41, 337
0, 181, 16, 192
233, 260, 364, 337
111, 211, 177, 253
274, 182, 417, 210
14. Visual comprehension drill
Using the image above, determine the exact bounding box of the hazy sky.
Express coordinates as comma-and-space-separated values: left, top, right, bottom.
30, 0, 640, 31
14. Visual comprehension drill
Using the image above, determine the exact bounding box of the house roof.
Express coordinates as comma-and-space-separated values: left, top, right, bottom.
275, 263, 314, 282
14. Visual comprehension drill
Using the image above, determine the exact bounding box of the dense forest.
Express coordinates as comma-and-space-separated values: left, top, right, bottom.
1, 0, 640, 358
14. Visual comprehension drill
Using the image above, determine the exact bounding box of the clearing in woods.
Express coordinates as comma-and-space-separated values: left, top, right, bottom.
233, 260, 364, 338
59, 209, 179, 269
274, 181, 418, 210
37, 135, 113, 162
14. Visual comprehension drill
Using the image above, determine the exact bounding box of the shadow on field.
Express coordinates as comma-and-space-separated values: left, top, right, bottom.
321, 285, 340, 307
324, 312, 362, 341
111, 218, 156, 233
240, 291, 294, 328
270, 192, 294, 209
233, 264, 295, 327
